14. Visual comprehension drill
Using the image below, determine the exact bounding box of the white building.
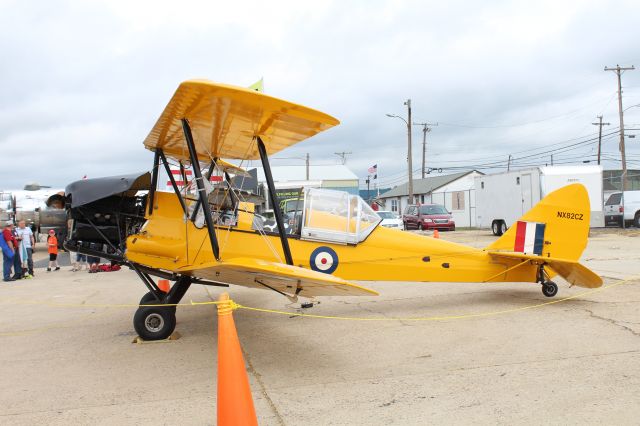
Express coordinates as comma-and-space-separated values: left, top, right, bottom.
255, 165, 360, 195
377, 171, 483, 227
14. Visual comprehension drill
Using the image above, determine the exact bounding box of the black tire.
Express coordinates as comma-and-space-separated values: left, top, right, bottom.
139, 291, 176, 313
634, 213, 640, 228
500, 222, 507, 235
133, 303, 177, 341
139, 292, 159, 305
420, 222, 426, 231
542, 281, 558, 298
492, 221, 503, 236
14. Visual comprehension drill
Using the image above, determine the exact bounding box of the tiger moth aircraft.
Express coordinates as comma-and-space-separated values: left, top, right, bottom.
64, 80, 603, 340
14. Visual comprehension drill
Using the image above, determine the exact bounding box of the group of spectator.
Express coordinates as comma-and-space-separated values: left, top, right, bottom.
2, 221, 60, 282
2, 220, 108, 281
70, 252, 102, 273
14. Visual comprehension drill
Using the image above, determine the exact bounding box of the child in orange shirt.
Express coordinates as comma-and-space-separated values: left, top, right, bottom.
47, 230, 60, 272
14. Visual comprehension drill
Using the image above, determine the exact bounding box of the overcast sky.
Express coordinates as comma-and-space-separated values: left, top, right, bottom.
2, 0, 640, 190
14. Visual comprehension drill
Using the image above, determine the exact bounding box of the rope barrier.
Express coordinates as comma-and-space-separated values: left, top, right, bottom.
0, 276, 636, 323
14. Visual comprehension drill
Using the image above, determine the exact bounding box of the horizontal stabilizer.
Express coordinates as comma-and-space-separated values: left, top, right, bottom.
488, 251, 602, 288
180, 257, 378, 298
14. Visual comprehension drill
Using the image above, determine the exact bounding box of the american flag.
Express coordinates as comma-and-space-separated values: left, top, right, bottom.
368, 164, 377, 174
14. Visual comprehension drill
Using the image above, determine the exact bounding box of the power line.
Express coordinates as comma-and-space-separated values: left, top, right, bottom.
334, 151, 352, 164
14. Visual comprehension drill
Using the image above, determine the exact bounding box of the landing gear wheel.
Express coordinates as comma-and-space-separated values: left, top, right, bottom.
139, 291, 176, 313
139, 291, 158, 305
133, 303, 177, 341
542, 281, 558, 298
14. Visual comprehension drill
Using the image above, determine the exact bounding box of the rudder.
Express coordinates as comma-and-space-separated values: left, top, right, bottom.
487, 183, 591, 262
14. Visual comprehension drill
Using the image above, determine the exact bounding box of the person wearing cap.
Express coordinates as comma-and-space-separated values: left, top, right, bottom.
2, 221, 15, 282
5, 222, 21, 280
46, 229, 60, 272
16, 220, 35, 278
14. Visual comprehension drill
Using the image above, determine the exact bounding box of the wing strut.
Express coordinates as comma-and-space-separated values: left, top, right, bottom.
223, 171, 237, 212
182, 118, 220, 261
257, 136, 294, 265
148, 149, 160, 215
190, 160, 216, 222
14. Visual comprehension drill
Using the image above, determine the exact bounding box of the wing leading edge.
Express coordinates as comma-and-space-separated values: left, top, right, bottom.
180, 257, 378, 298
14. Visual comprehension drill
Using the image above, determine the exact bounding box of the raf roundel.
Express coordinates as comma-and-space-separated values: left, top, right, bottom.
309, 246, 339, 274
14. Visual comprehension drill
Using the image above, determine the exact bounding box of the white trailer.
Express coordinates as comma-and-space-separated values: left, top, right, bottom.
475, 165, 604, 235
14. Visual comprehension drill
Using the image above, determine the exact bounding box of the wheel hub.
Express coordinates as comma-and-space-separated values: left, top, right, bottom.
145, 313, 164, 332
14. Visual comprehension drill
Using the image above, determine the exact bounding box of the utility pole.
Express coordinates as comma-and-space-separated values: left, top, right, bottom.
305, 153, 310, 180
507, 154, 512, 171
334, 151, 352, 165
405, 99, 413, 204
386, 100, 414, 204
605, 64, 635, 190
551, 154, 554, 166
592, 116, 610, 165
413, 122, 438, 179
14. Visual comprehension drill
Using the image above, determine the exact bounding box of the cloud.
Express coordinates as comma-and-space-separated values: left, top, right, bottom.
1, 0, 639, 190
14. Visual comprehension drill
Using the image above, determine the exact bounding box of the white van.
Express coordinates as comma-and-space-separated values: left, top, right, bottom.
604, 191, 640, 227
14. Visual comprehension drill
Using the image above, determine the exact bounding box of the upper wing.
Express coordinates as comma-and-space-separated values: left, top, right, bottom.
179, 257, 378, 298
488, 251, 602, 288
143, 80, 340, 162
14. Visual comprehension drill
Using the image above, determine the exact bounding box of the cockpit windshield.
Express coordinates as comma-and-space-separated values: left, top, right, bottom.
300, 188, 381, 244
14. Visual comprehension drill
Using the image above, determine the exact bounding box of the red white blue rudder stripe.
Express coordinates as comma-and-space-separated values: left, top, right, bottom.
513, 221, 545, 255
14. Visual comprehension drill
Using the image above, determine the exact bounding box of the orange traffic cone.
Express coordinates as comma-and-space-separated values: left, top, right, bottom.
433, 229, 440, 239
158, 279, 171, 293
217, 293, 257, 426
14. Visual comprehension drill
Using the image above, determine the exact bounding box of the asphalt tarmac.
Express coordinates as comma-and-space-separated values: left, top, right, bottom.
1, 229, 639, 425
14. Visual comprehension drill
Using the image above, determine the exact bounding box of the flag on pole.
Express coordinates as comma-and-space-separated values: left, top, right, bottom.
248, 78, 264, 92
368, 164, 377, 174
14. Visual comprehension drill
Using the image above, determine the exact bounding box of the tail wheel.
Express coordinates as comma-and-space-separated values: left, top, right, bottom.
542, 281, 558, 297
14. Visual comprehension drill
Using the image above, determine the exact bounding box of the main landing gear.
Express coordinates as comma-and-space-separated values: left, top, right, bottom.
133, 276, 191, 341
537, 265, 558, 298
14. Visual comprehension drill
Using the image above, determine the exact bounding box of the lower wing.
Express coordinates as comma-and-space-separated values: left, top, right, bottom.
179, 257, 378, 298
488, 251, 603, 288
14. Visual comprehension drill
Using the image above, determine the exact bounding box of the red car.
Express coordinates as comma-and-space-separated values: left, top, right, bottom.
402, 204, 455, 231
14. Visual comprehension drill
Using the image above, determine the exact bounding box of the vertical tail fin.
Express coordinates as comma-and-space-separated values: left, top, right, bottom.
487, 183, 590, 262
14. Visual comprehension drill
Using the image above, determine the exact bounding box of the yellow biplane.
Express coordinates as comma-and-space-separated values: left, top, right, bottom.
64, 80, 602, 340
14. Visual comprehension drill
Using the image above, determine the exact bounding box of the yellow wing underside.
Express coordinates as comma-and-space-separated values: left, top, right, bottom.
143, 80, 340, 161
179, 257, 378, 298
488, 251, 603, 288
